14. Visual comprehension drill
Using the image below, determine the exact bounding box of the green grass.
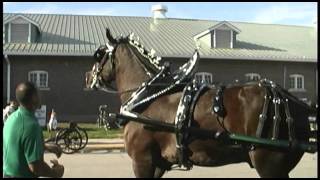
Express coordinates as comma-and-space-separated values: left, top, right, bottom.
43, 123, 123, 139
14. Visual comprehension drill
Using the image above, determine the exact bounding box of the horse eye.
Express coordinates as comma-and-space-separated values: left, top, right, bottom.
94, 45, 107, 62
93, 55, 99, 62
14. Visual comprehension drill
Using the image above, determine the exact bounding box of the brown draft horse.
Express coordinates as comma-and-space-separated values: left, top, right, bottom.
85, 30, 312, 178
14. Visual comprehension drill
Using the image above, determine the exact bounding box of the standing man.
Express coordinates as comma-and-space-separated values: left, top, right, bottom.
3, 82, 64, 178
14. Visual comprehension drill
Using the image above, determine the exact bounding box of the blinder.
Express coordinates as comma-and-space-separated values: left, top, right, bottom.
90, 43, 116, 90
93, 45, 108, 62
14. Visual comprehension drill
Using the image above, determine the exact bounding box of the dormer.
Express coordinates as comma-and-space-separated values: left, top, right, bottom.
194, 21, 241, 49
3, 15, 41, 43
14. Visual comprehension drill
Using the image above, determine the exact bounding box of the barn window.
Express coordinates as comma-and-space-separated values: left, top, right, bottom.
28, 71, 49, 89
10, 24, 29, 43
195, 72, 213, 84
4, 15, 41, 43
194, 21, 241, 49
289, 74, 305, 91
245, 73, 261, 82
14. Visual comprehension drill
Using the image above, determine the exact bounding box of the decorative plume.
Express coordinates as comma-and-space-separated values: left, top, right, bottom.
150, 48, 156, 57
126, 31, 162, 70
129, 32, 134, 40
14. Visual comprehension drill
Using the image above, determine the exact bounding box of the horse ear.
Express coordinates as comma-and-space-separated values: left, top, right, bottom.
106, 28, 117, 45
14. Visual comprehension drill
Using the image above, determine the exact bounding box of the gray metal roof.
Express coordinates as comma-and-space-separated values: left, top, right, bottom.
3, 13, 317, 62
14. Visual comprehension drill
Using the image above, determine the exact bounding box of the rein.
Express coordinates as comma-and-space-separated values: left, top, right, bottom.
99, 82, 190, 94
98, 86, 138, 94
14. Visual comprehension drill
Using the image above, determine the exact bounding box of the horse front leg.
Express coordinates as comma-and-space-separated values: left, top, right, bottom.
130, 143, 170, 178
124, 123, 157, 178
131, 155, 155, 178
127, 141, 156, 178
153, 167, 166, 178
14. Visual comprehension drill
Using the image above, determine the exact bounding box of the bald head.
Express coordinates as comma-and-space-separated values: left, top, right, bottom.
16, 82, 38, 107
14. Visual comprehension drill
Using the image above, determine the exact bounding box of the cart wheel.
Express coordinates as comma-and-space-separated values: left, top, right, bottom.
55, 129, 73, 154
55, 129, 82, 154
66, 130, 82, 152
77, 127, 88, 150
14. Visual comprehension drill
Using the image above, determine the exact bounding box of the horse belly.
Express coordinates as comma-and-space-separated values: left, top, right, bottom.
188, 140, 250, 167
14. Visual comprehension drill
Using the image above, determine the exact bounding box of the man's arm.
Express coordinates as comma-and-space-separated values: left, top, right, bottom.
28, 159, 64, 178
24, 123, 63, 177
44, 143, 62, 158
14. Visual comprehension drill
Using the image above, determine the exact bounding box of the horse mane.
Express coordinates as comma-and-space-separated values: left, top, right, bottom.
118, 35, 163, 74
105, 28, 163, 74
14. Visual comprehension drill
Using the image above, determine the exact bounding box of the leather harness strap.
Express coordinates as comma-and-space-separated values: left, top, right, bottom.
256, 84, 272, 138
212, 85, 229, 133
256, 79, 297, 142
174, 82, 195, 170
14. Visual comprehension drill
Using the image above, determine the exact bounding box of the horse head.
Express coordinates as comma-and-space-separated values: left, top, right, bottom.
86, 28, 162, 92
85, 28, 119, 90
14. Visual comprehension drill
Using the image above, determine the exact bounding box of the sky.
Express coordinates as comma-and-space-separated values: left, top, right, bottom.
3, 2, 317, 27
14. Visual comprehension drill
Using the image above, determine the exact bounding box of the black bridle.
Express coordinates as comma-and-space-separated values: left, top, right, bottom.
90, 34, 165, 95
90, 41, 152, 94
90, 43, 119, 93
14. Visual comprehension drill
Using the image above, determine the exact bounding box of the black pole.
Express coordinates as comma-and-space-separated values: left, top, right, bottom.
109, 113, 317, 153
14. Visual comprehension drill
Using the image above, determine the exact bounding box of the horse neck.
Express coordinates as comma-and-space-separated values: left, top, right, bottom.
114, 44, 150, 104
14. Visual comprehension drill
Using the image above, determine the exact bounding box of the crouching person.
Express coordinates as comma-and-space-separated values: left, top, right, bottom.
3, 82, 64, 178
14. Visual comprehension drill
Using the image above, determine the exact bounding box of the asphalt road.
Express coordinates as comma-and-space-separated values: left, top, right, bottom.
44, 152, 317, 178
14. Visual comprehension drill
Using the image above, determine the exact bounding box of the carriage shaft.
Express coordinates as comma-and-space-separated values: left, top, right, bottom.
229, 134, 317, 153
110, 113, 317, 153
